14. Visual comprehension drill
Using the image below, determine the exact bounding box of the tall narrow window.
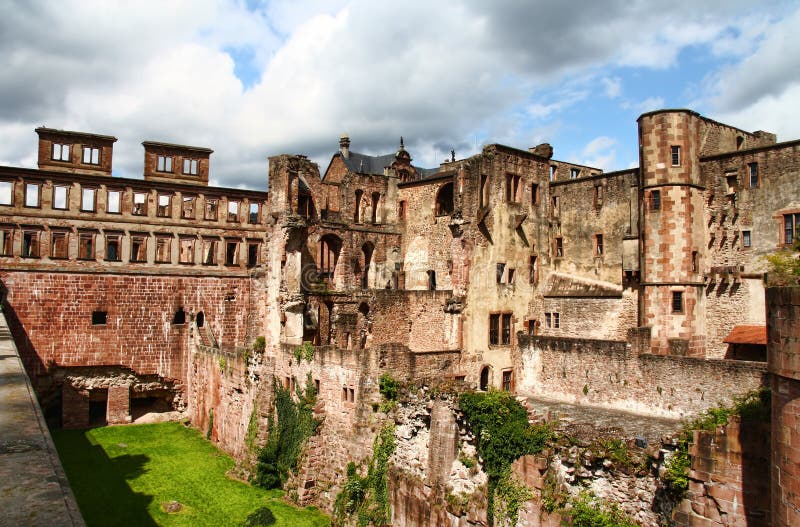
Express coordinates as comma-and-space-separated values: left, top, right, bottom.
496, 263, 506, 284
594, 185, 603, 210
203, 238, 218, 265
354, 189, 363, 223
53, 185, 69, 210
156, 236, 171, 263
551, 195, 559, 217
319, 235, 341, 277
52, 143, 70, 161
505, 174, 521, 202
672, 291, 684, 313
247, 242, 259, 268
595, 234, 603, 256
82, 146, 100, 165
81, 188, 96, 212
651, 190, 661, 211
107, 190, 121, 213
51, 231, 68, 259
552, 312, 560, 328
480, 174, 489, 207
227, 200, 239, 222
501, 313, 512, 345
130, 235, 148, 263
157, 195, 171, 217
749, 163, 758, 188
183, 159, 198, 175
179, 237, 194, 264
225, 240, 239, 266
157, 155, 173, 172
427, 270, 436, 290
0, 227, 12, 256
529, 255, 538, 284
531, 183, 539, 206
502, 370, 513, 392
25, 184, 40, 208
248, 202, 259, 224
489, 313, 500, 345
22, 231, 39, 258
132, 192, 147, 215
549, 165, 556, 181
0, 182, 12, 205
671, 146, 681, 166
105, 234, 121, 261
398, 200, 407, 220
555, 237, 563, 257
78, 232, 94, 260
784, 213, 800, 245
182, 196, 196, 219
691, 250, 698, 272
742, 231, 751, 248
205, 198, 218, 220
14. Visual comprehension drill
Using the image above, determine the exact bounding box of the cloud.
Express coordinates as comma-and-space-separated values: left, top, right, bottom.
602, 77, 622, 98
580, 136, 617, 171
622, 97, 666, 115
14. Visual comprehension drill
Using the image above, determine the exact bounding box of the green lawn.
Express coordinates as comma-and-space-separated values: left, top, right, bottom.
52, 422, 330, 527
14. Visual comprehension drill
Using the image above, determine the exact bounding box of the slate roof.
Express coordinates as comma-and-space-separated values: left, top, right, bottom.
341, 151, 439, 179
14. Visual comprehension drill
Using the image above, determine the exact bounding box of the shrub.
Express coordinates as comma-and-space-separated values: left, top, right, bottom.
568, 492, 640, 527
378, 373, 399, 402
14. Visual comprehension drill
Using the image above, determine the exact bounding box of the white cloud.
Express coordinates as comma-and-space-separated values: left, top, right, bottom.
602, 77, 622, 98
622, 97, 666, 115
580, 136, 617, 171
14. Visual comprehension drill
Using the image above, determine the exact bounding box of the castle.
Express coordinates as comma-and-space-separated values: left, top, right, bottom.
2, 109, 799, 526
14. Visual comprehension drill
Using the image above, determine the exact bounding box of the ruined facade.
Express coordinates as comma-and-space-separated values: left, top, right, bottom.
1, 110, 798, 524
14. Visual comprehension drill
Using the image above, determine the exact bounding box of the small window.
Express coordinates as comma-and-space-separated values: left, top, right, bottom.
545, 312, 560, 329
0, 227, 12, 256
182, 196, 196, 219
398, 200, 407, 220
748, 163, 758, 188
155, 236, 171, 263
570, 168, 579, 179
22, 231, 40, 258
507, 268, 515, 284
78, 232, 94, 260
107, 190, 121, 214
51, 231, 69, 259
594, 186, 603, 210
248, 202, 259, 224
672, 291, 684, 313
496, 263, 506, 284
105, 234, 121, 262
130, 235, 148, 263
549, 165, 556, 181
225, 240, 239, 266
691, 250, 698, 272
595, 234, 603, 256
671, 146, 680, 166
479, 174, 489, 208
82, 146, 100, 165
501, 313, 512, 345
784, 214, 800, 245
227, 200, 239, 222
91, 311, 107, 325
489, 313, 500, 345
527, 319, 537, 336
172, 309, 186, 325
531, 183, 539, 205
25, 183, 40, 208
427, 269, 436, 290
183, 159, 198, 175
529, 255, 538, 284
247, 242, 259, 268
203, 239, 218, 265
157, 155, 173, 173
157, 195, 171, 217
651, 190, 661, 211
555, 237, 563, 257
742, 230, 751, 248
205, 198, 218, 220
551, 196, 559, 216
505, 174, 521, 202
53, 185, 69, 210
0, 181, 12, 205
545, 313, 551, 328
81, 188, 96, 212
132, 192, 147, 216
52, 143, 70, 162
179, 238, 195, 264
553, 312, 560, 328
502, 370, 513, 392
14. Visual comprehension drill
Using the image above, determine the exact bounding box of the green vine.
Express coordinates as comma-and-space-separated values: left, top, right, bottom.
567, 491, 640, 527
206, 409, 214, 440
494, 469, 533, 526
293, 341, 315, 363
333, 423, 397, 526
245, 403, 259, 453
253, 374, 320, 489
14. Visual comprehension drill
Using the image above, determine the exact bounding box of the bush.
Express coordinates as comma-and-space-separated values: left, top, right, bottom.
568, 492, 640, 527
378, 374, 399, 402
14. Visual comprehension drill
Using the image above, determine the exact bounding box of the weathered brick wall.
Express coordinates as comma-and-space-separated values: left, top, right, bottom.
540, 290, 637, 341
516, 335, 767, 418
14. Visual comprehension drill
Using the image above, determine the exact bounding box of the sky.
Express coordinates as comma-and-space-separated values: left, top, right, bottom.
0, 0, 798, 190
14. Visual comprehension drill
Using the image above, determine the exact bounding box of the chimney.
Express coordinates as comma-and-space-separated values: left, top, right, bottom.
339, 134, 351, 158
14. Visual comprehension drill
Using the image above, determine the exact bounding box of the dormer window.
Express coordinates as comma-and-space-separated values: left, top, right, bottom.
82, 146, 100, 165
183, 159, 198, 175
52, 143, 70, 161
570, 168, 579, 179
157, 155, 173, 173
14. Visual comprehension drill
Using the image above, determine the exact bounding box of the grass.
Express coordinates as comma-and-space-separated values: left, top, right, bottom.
52, 421, 330, 527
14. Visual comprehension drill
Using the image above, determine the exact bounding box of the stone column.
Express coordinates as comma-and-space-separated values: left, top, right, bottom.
106, 384, 131, 425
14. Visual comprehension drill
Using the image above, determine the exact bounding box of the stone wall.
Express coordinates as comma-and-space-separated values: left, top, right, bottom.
516, 335, 767, 418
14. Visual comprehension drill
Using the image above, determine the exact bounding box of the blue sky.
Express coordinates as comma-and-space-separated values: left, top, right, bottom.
0, 0, 798, 189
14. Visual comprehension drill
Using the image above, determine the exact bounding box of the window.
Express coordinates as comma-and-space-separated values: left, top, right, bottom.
489, 314, 500, 345
132, 192, 147, 215
204, 198, 218, 220
51, 231, 68, 259
157, 195, 171, 217
130, 235, 148, 262
0, 227, 13, 256
672, 291, 684, 313
480, 174, 489, 207
527, 319, 537, 336
248, 202, 259, 224
784, 213, 800, 245
319, 235, 340, 277
105, 234, 121, 261
22, 231, 39, 258
81, 188, 96, 212
202, 238, 218, 265
225, 240, 239, 266
183, 159, 198, 175
594, 185, 603, 210
742, 230, 751, 248
551, 196, 559, 216
529, 255, 538, 284
671, 146, 680, 166
52, 143, 70, 161
505, 174, 521, 202
0, 182, 12, 205
549, 165, 556, 181
496, 263, 505, 284
502, 370, 513, 392
726, 174, 737, 195
749, 163, 758, 188
651, 190, 661, 211
595, 234, 603, 256
545, 312, 560, 329
157, 155, 173, 173
82, 146, 100, 165
78, 232, 94, 260
507, 268, 515, 284
435, 183, 454, 216
181, 196, 195, 219
25, 183, 40, 207
691, 250, 698, 272
156, 236, 171, 263
106, 190, 121, 214
398, 200, 407, 220
570, 168, 579, 179
179, 238, 194, 264
489, 313, 512, 345
247, 242, 259, 268
172, 309, 186, 325
531, 183, 539, 206
227, 200, 239, 222
53, 185, 69, 210
427, 270, 436, 290
555, 237, 563, 257
91, 311, 107, 325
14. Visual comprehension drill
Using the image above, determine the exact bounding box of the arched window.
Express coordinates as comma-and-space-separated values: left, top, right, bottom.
319, 234, 342, 278
196, 311, 205, 328
371, 192, 380, 224
435, 182, 454, 216
479, 365, 491, 391
354, 190, 364, 223
361, 242, 374, 289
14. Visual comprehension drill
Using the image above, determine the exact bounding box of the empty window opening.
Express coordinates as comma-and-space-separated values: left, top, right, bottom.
157, 155, 173, 172
527, 319, 537, 336
595, 234, 603, 256
179, 238, 195, 264
479, 366, 491, 391
371, 192, 380, 223
248, 202, 259, 224
25, 184, 40, 208
549, 165, 556, 181
172, 309, 186, 325
53, 185, 69, 210
505, 174, 521, 202
435, 182, 454, 216
594, 185, 603, 209
507, 268, 516, 284
205, 198, 218, 220
555, 237, 563, 257
672, 291, 684, 313
570, 168, 579, 179
670, 145, 681, 166
182, 196, 195, 219
82, 146, 100, 165
691, 250, 698, 272
52, 143, 70, 161
22, 231, 39, 258
427, 270, 436, 290
531, 183, 539, 206
551, 195, 559, 216
0, 228, 11, 256
247, 242, 259, 268
196, 311, 205, 327
361, 243, 373, 289
105, 234, 121, 261
398, 200, 407, 220
529, 255, 538, 284
51, 231, 68, 259
502, 370, 513, 392
480, 174, 489, 207
80, 188, 96, 212
227, 200, 239, 222
157, 195, 171, 217
92, 311, 107, 325
726, 175, 738, 195
156, 237, 171, 263
496, 263, 506, 284
354, 189, 364, 223
225, 240, 239, 266
130, 235, 147, 262
319, 234, 341, 277
78, 232, 94, 260
132, 192, 147, 215
0, 181, 12, 205
107, 190, 121, 214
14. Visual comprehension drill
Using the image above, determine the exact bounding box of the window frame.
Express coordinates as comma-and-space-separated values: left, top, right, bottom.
106, 189, 121, 214
157, 194, 172, 218
53, 185, 69, 210
130, 234, 148, 263
748, 163, 758, 188
50, 230, 69, 259
784, 213, 800, 245
156, 155, 173, 173
672, 291, 684, 314
671, 145, 681, 166
80, 187, 96, 212
651, 189, 661, 211
155, 235, 172, 263
204, 198, 219, 221
202, 237, 218, 265
247, 241, 260, 268
742, 230, 752, 249
77, 231, 95, 260
555, 237, 563, 258
0, 181, 13, 206
182, 196, 196, 220
227, 200, 240, 222
82, 146, 100, 165
178, 237, 195, 264
248, 202, 260, 224
225, 239, 240, 266
52, 143, 70, 162
595, 234, 603, 256
132, 192, 148, 216
25, 183, 40, 208
183, 158, 198, 175
0, 226, 13, 256
21, 230, 40, 258
570, 168, 579, 179
105, 233, 122, 262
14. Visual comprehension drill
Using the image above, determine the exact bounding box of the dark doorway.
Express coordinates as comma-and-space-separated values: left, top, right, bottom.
479, 366, 491, 391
